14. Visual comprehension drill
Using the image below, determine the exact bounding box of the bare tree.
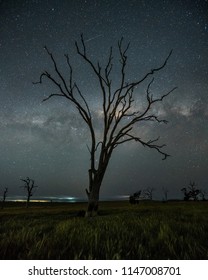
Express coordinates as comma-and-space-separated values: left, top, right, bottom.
1, 187, 8, 209
20, 177, 38, 208
189, 181, 200, 201
34, 34, 176, 216
129, 190, 142, 204
181, 181, 200, 201
143, 187, 155, 200
199, 189, 207, 201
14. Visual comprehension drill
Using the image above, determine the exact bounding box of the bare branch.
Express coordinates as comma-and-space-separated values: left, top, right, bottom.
95, 141, 103, 151
74, 83, 92, 119
42, 93, 66, 102
75, 35, 107, 86
114, 134, 170, 160
64, 53, 75, 94
43, 46, 73, 97
129, 49, 174, 91
139, 115, 169, 124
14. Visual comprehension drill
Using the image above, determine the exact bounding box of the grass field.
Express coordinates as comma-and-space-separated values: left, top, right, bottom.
0, 200, 208, 260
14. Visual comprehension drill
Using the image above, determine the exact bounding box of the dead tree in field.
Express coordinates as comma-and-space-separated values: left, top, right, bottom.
1, 187, 8, 209
181, 181, 200, 201
181, 187, 190, 201
143, 187, 155, 200
199, 189, 207, 201
188, 181, 200, 201
129, 190, 142, 204
20, 177, 38, 208
34, 34, 177, 216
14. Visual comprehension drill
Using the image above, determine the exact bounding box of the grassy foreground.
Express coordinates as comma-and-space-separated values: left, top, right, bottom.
0, 201, 208, 259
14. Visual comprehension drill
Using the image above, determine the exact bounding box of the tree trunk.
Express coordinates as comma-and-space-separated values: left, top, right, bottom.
85, 180, 102, 217
26, 196, 30, 208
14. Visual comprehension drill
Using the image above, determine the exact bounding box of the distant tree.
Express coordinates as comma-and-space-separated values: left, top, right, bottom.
181, 188, 190, 201
189, 181, 200, 201
143, 187, 155, 200
1, 187, 8, 209
129, 190, 142, 204
199, 189, 207, 201
181, 181, 200, 201
162, 186, 169, 202
20, 177, 38, 208
34, 34, 176, 216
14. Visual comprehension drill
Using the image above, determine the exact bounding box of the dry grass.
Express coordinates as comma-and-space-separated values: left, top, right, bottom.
0, 201, 208, 259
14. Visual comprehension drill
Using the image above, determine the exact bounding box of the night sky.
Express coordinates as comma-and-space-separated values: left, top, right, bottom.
0, 0, 208, 201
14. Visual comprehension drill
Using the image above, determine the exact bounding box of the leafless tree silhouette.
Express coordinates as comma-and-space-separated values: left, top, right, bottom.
1, 187, 8, 209
181, 181, 200, 201
199, 189, 207, 201
20, 177, 38, 208
129, 190, 142, 204
143, 187, 155, 200
34, 34, 177, 216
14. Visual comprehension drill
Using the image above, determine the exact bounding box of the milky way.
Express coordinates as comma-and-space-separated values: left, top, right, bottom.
0, 0, 208, 200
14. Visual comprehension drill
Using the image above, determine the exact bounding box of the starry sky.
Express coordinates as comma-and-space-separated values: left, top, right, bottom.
0, 0, 208, 201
